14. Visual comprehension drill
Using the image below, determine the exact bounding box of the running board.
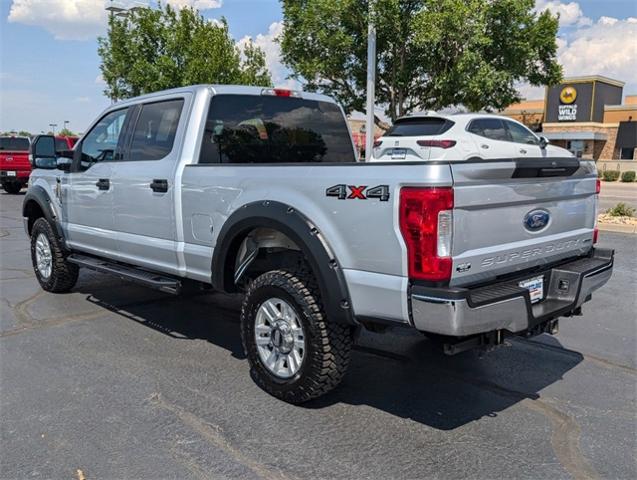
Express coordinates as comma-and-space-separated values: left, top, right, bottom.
67, 254, 181, 295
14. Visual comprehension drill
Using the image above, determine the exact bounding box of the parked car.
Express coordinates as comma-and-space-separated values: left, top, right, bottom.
23, 85, 612, 403
55, 135, 79, 151
371, 113, 570, 162
0, 136, 31, 194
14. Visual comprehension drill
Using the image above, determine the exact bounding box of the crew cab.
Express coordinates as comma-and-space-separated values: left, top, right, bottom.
371, 113, 571, 162
1, 136, 31, 194
23, 85, 613, 403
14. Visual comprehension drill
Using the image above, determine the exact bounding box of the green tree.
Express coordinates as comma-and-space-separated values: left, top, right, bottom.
98, 3, 272, 101
280, 0, 562, 124
58, 128, 76, 137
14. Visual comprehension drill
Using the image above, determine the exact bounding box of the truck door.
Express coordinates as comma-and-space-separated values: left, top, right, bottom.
110, 96, 187, 274
64, 107, 129, 257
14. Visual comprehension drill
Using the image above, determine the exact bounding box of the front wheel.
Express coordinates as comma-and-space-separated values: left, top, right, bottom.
240, 269, 353, 404
30, 218, 78, 292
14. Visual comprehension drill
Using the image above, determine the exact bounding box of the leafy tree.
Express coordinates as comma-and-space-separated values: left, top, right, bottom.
98, 3, 272, 101
280, 0, 562, 124
58, 128, 76, 137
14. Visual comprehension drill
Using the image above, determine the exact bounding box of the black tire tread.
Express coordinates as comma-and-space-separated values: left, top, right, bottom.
3, 183, 22, 194
31, 217, 78, 293
241, 268, 353, 404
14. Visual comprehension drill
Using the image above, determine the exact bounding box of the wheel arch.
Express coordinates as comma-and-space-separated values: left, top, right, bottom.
211, 201, 356, 326
22, 186, 64, 240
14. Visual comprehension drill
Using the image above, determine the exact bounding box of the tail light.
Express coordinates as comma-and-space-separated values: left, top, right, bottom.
399, 187, 454, 282
593, 178, 600, 244
417, 140, 456, 149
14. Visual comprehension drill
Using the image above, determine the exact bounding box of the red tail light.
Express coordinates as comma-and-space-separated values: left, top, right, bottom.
416, 140, 456, 149
596, 178, 601, 194
593, 227, 599, 244
399, 187, 454, 282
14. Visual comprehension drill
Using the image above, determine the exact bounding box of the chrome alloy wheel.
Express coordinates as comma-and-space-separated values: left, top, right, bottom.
34, 233, 53, 279
255, 297, 305, 379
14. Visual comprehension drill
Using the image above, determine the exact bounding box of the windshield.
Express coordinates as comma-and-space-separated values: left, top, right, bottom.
55, 138, 70, 151
199, 94, 355, 164
385, 118, 453, 137
0, 137, 30, 151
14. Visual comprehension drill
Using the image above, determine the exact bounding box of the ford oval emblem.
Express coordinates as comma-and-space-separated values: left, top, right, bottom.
524, 209, 550, 231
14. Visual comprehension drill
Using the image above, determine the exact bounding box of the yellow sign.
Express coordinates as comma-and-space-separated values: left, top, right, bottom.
560, 86, 577, 104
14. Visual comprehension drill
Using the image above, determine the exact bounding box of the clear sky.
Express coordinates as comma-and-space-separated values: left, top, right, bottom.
1, 0, 636, 134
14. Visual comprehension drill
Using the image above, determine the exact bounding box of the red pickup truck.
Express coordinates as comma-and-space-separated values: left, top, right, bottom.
0, 135, 78, 194
0, 136, 31, 194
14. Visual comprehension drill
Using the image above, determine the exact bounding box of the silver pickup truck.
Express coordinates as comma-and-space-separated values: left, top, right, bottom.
24, 85, 613, 403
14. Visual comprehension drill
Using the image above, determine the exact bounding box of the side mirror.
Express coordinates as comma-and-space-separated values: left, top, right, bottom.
56, 157, 72, 172
539, 136, 549, 149
31, 135, 57, 169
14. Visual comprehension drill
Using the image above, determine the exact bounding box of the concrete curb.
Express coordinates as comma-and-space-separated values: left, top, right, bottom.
598, 223, 637, 234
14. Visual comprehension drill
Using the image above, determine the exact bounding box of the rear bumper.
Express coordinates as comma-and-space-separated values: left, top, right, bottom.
1, 170, 30, 181
410, 248, 613, 336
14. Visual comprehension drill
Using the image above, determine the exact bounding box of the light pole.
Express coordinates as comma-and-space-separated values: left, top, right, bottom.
49, 123, 57, 135
365, 1, 376, 162
63, 120, 69, 133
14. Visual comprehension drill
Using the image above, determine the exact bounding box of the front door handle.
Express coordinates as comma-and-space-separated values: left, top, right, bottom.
519, 148, 527, 154
96, 178, 110, 190
480, 144, 489, 149
150, 179, 168, 193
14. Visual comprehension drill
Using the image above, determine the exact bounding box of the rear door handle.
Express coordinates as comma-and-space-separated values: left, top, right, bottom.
96, 178, 110, 190
519, 149, 527, 154
150, 179, 168, 193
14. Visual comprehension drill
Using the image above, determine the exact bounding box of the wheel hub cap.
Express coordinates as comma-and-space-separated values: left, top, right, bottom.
255, 298, 305, 379
34, 233, 52, 279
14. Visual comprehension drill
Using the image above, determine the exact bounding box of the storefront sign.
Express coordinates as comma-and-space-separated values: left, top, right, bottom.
558, 104, 577, 121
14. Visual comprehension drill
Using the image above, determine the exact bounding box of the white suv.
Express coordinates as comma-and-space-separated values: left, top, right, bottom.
370, 113, 572, 161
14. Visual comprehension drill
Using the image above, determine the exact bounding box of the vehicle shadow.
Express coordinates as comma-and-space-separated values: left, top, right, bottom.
82, 281, 582, 431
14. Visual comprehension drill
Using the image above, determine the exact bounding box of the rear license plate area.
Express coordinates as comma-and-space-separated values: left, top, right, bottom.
391, 148, 406, 159
519, 276, 544, 303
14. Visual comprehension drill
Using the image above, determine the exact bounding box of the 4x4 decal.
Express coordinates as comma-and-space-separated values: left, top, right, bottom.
325, 184, 390, 201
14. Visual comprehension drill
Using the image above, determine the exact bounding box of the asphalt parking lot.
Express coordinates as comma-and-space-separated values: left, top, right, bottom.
1, 191, 635, 480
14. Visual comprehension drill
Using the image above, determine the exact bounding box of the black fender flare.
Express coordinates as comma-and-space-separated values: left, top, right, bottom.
22, 185, 65, 241
211, 201, 356, 326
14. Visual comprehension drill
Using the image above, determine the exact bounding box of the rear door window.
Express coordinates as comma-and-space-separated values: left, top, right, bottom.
467, 118, 510, 142
0, 137, 29, 151
384, 118, 453, 137
128, 99, 184, 161
199, 94, 355, 164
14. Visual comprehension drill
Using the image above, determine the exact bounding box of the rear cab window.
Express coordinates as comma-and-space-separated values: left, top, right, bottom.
0, 137, 30, 151
384, 117, 454, 137
199, 94, 355, 164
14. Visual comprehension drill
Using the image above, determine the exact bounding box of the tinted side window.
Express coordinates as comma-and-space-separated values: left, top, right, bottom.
505, 121, 539, 145
80, 108, 128, 169
199, 94, 355, 164
385, 118, 453, 136
129, 99, 184, 161
468, 118, 510, 141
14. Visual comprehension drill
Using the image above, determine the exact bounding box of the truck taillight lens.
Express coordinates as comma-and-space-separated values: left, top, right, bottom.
593, 178, 600, 244
399, 187, 453, 282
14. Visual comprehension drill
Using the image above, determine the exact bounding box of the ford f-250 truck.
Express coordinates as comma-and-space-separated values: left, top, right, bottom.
23, 85, 613, 403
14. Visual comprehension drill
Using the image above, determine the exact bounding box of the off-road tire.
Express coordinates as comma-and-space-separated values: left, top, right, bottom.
241, 269, 353, 404
3, 182, 22, 194
30, 217, 78, 292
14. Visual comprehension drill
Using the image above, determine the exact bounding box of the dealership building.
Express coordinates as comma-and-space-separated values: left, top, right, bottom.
503, 75, 637, 168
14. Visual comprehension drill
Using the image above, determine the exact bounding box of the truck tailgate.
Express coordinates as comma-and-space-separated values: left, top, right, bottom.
450, 158, 597, 286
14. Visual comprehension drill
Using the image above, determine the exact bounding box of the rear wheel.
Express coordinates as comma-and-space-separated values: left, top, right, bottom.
241, 269, 353, 404
3, 182, 22, 194
30, 218, 78, 292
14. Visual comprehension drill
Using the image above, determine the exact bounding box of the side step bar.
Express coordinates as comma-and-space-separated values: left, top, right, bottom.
67, 254, 181, 295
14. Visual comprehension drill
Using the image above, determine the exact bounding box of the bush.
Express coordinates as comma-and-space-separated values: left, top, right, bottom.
606, 202, 636, 217
602, 170, 620, 181
620, 171, 636, 182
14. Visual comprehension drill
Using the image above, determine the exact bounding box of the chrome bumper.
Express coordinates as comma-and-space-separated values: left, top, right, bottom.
410, 248, 614, 336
